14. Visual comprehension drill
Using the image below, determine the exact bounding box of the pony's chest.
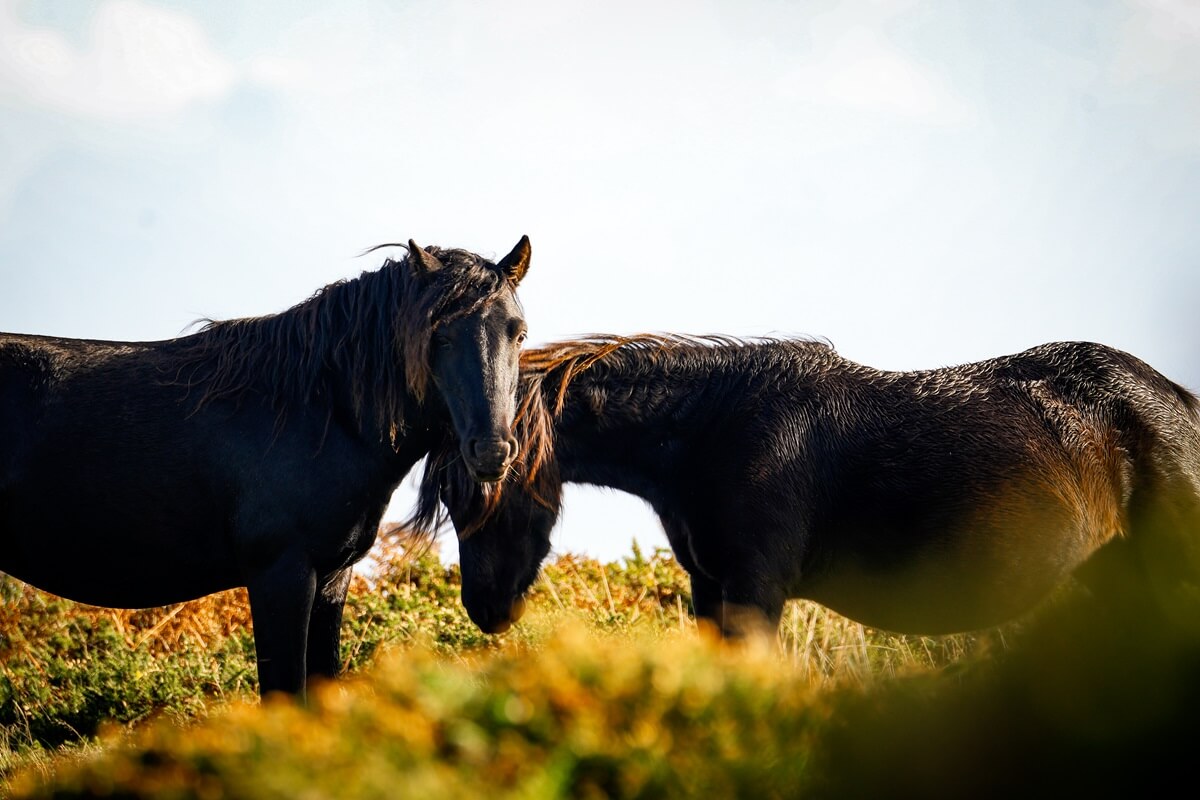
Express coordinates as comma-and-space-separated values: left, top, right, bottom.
309, 515, 381, 573
344, 522, 380, 563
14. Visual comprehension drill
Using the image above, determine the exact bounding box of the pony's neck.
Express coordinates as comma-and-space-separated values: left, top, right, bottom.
181, 265, 417, 446
548, 345, 732, 508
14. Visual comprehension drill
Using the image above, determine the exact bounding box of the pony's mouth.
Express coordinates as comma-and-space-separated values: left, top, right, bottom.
462, 437, 517, 483
470, 595, 527, 634
465, 462, 510, 483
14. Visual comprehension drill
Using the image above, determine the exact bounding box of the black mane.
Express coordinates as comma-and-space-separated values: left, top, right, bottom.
170, 246, 509, 444
404, 334, 836, 540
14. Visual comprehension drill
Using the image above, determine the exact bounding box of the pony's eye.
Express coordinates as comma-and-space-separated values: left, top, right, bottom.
508, 320, 527, 344
433, 334, 453, 350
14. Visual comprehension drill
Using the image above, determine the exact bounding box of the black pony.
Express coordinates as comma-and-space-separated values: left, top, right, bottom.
0, 237, 532, 697
414, 335, 1200, 638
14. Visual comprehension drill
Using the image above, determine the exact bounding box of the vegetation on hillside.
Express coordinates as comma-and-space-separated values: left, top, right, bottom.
3, 537, 1194, 797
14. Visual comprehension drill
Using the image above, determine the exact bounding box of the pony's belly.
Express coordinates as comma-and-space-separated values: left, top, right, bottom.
0, 503, 241, 608
0, 563, 239, 609
805, 517, 1095, 633
805, 466, 1121, 633
807, 569, 1061, 635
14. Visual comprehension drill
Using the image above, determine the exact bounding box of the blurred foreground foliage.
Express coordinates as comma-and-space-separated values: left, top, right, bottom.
7, 628, 829, 799
3, 538, 1197, 797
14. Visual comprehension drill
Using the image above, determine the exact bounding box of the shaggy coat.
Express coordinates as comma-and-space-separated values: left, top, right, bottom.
1, 237, 532, 696
415, 335, 1200, 637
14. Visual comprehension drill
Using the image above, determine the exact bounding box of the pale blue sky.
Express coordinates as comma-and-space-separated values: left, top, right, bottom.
2, 0, 1198, 564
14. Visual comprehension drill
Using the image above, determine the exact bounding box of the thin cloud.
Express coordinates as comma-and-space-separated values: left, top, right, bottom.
0, 0, 236, 120
1110, 0, 1200, 151
1115, 0, 1200, 81
777, 28, 973, 126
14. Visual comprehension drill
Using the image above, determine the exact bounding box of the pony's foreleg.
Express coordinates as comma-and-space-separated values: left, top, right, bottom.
662, 518, 725, 636
687, 572, 724, 638
247, 549, 318, 699
718, 574, 786, 642
306, 567, 353, 686
694, 575, 786, 644
672, 513, 786, 640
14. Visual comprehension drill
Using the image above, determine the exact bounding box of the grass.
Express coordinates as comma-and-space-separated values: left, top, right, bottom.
4, 536, 1191, 797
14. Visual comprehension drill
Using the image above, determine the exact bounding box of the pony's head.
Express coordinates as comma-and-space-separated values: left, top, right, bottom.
406, 338, 633, 631
179, 235, 533, 483
446, 457, 559, 633
409, 362, 562, 631
395, 236, 531, 481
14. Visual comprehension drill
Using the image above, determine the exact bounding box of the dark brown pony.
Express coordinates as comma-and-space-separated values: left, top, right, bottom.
0, 237, 532, 698
413, 335, 1200, 638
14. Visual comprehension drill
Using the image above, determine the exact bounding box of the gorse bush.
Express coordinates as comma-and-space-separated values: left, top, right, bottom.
5, 627, 834, 799
0, 544, 472, 759
1, 537, 1042, 796
0, 580, 256, 749
10, 579, 1193, 799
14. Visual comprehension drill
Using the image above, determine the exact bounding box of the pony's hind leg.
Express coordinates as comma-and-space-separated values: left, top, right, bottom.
306, 567, 353, 686
1136, 482, 1200, 630
1078, 474, 1200, 632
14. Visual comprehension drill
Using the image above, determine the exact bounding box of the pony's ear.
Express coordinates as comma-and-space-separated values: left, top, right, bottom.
496, 235, 531, 285
408, 240, 443, 275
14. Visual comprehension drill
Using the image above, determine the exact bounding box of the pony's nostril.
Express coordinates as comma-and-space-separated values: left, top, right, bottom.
465, 438, 514, 473
505, 436, 519, 462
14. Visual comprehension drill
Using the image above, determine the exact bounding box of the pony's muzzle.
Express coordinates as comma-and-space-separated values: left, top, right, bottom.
509, 595, 527, 624
471, 595, 527, 635
464, 435, 518, 482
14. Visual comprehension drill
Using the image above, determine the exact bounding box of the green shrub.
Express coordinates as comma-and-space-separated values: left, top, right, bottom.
6, 626, 834, 799
0, 581, 257, 751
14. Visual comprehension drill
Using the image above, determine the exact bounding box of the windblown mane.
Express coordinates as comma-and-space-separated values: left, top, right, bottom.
169, 246, 510, 445
403, 333, 796, 543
